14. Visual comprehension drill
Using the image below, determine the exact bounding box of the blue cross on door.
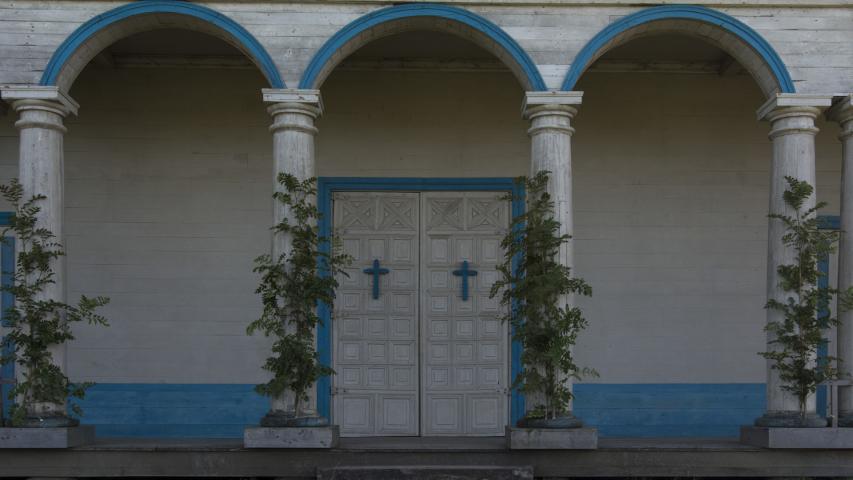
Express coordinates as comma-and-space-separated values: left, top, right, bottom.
452, 260, 478, 301
363, 259, 390, 300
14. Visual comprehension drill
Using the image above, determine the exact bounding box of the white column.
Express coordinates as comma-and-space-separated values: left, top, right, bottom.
0, 86, 78, 421
522, 91, 582, 418
262, 88, 322, 418
755, 93, 833, 427
827, 94, 853, 427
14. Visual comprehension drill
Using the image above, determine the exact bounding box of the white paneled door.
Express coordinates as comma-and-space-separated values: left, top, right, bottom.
332, 191, 510, 437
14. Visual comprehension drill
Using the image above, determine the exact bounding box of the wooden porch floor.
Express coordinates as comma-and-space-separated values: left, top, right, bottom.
1, 436, 851, 478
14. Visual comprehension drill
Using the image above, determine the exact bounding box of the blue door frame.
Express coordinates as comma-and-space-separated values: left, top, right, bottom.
316, 177, 526, 426
0, 212, 15, 420
817, 215, 840, 417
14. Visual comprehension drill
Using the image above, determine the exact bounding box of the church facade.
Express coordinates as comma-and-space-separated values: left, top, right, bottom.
0, 0, 852, 443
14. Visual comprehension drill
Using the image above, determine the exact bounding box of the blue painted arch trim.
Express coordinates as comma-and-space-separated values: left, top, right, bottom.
300, 4, 546, 91
40, 0, 284, 88
317, 177, 526, 426
562, 5, 795, 94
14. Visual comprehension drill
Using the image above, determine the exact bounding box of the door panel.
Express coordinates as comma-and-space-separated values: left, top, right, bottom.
333, 192, 420, 436
421, 192, 510, 436
332, 190, 510, 437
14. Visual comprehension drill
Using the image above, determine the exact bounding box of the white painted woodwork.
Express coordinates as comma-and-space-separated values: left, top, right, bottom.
0, 2, 850, 94
332, 191, 510, 436
0, 86, 76, 417
265, 88, 322, 415
827, 95, 853, 420
421, 192, 510, 436
333, 192, 421, 436
758, 94, 832, 416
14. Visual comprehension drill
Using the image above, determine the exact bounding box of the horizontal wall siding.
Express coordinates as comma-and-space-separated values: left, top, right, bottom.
0, 2, 850, 93
573, 384, 765, 438
71, 384, 269, 438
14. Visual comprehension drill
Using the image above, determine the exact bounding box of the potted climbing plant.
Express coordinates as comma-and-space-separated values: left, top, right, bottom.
244, 174, 349, 447
0, 179, 109, 446
491, 171, 597, 448
758, 176, 853, 428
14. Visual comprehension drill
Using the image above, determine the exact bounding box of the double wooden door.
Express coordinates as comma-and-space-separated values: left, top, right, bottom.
332, 191, 510, 437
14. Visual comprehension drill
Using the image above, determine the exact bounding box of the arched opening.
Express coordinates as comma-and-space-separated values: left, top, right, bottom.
567, 31, 840, 437
314, 26, 531, 435
62, 28, 273, 437
41, 0, 283, 92
300, 3, 545, 91
562, 6, 795, 98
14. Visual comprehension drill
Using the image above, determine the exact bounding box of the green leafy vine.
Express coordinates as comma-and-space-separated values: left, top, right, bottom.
761, 176, 853, 419
0, 179, 109, 426
490, 171, 596, 421
247, 174, 350, 418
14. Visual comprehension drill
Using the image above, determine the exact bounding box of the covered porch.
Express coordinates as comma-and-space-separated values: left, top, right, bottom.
0, 1, 851, 466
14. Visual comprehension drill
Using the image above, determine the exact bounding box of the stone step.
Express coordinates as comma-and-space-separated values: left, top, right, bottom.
316, 465, 534, 480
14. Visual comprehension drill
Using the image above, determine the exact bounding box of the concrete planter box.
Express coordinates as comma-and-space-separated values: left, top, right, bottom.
244, 425, 339, 448
740, 426, 853, 449
0, 425, 95, 448
507, 426, 597, 450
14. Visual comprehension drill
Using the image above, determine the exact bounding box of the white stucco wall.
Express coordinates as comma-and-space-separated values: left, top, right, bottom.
0, 61, 842, 384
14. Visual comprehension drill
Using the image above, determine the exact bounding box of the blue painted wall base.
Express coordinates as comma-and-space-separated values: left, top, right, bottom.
71, 383, 766, 438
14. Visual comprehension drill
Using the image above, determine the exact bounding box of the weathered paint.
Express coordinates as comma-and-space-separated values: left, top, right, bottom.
40, 0, 284, 89
316, 177, 526, 425
299, 3, 546, 91
1, 231, 14, 421
71, 382, 766, 438
561, 5, 796, 95
0, 2, 849, 93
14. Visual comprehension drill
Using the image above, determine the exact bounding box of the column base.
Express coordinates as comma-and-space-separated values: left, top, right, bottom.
754, 411, 827, 428
259, 409, 330, 427
516, 412, 583, 429
11, 415, 80, 428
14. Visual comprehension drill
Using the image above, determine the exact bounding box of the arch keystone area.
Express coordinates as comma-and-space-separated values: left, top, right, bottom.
41, 0, 284, 91
299, 3, 546, 91
562, 5, 795, 97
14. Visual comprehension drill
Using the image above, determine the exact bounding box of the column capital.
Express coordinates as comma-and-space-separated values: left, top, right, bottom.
262, 88, 323, 113
0, 85, 78, 116
756, 93, 833, 122
827, 94, 853, 140
522, 91, 582, 115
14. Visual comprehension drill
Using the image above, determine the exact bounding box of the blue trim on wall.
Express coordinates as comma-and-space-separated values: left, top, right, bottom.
299, 4, 546, 91
561, 5, 795, 93
71, 382, 764, 438
816, 215, 840, 418
1, 211, 15, 420
71, 384, 269, 438
40, 0, 284, 88
317, 177, 526, 426
574, 383, 765, 438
